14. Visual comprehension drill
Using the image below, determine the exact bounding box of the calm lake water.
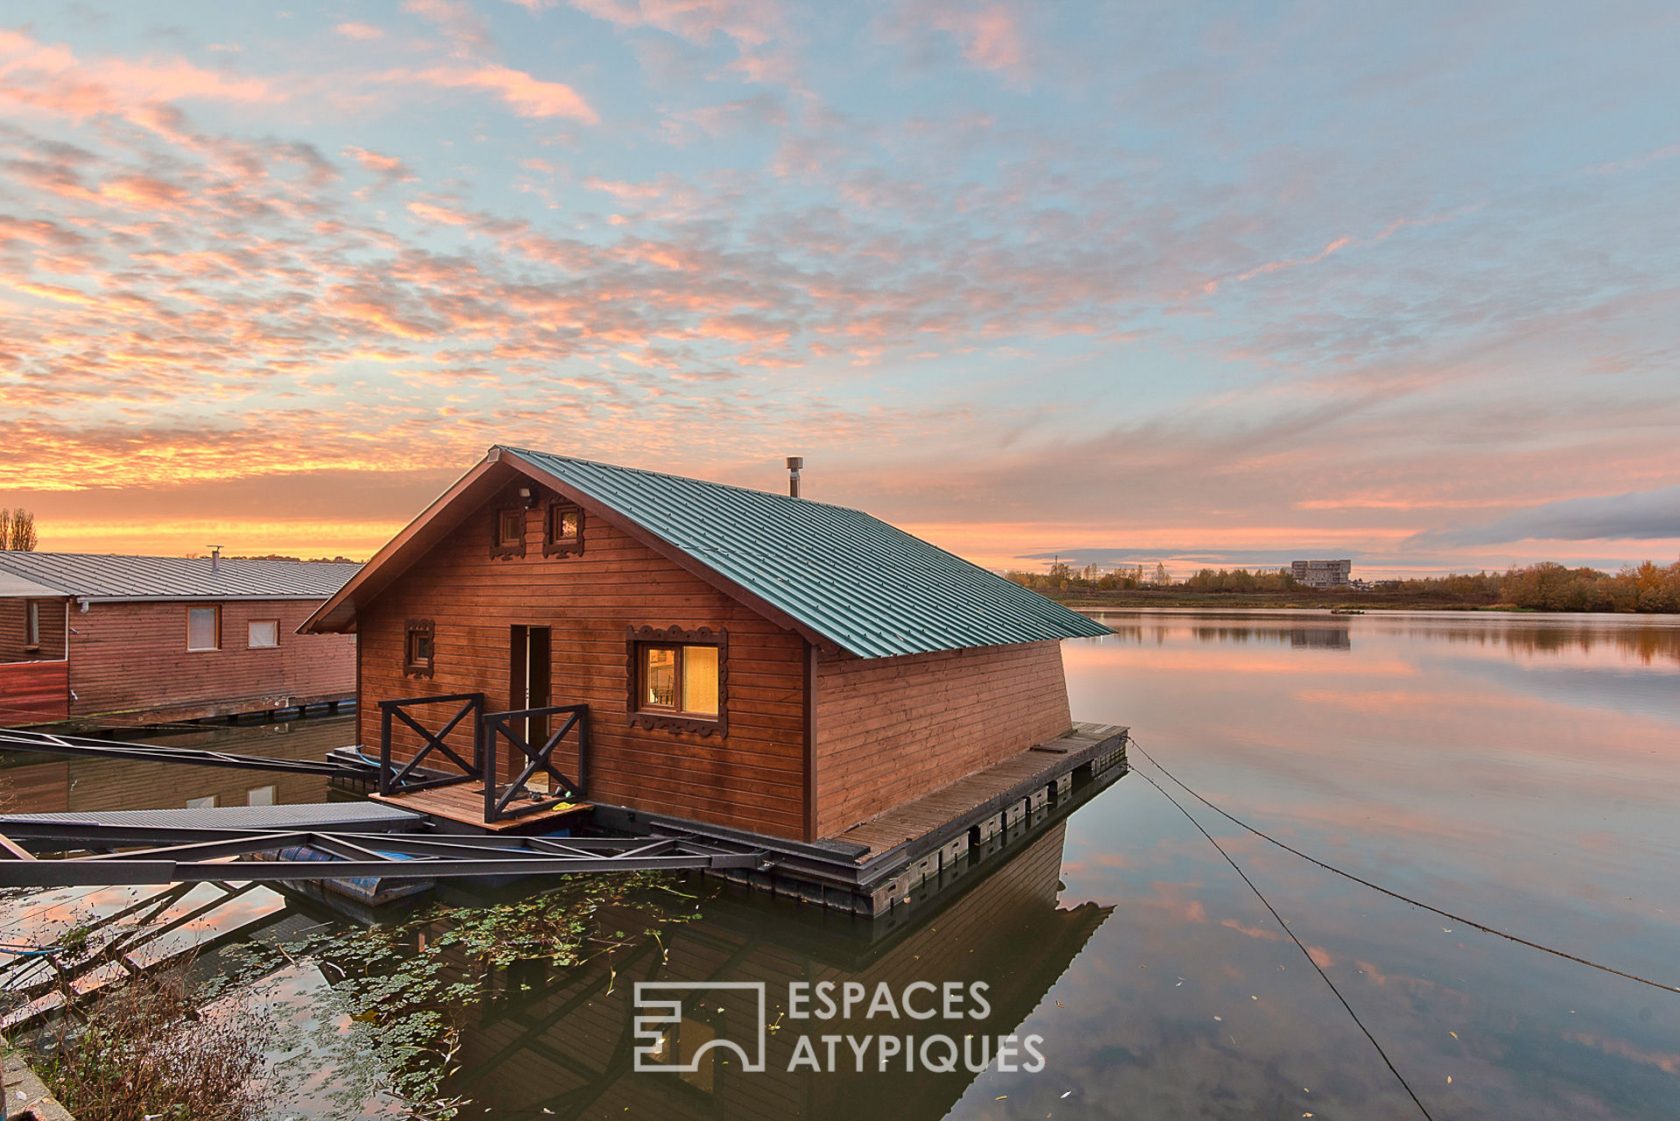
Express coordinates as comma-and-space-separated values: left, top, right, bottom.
3, 610, 1678, 1119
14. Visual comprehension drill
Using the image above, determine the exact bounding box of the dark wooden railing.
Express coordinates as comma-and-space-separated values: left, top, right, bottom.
479, 703, 589, 823
377, 692, 485, 796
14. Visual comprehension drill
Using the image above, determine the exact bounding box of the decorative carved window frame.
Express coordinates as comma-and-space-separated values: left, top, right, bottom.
626, 624, 727, 737
543, 500, 585, 558
491, 506, 526, 559
404, 618, 436, 678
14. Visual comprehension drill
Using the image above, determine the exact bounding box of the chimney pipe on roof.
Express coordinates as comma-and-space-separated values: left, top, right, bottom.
785, 456, 804, 498
208, 544, 222, 575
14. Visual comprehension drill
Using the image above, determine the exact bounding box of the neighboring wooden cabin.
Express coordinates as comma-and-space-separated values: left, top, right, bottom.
0, 552, 360, 727
304, 446, 1110, 842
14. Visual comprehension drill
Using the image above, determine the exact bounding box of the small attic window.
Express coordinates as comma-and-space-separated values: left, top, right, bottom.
544, 502, 584, 557
405, 619, 435, 678
492, 507, 526, 559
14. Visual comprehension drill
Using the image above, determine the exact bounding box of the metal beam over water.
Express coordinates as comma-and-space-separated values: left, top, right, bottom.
0, 725, 378, 778
0, 824, 768, 888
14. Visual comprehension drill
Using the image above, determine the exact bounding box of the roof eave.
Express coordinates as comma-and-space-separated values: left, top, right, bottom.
299, 452, 509, 635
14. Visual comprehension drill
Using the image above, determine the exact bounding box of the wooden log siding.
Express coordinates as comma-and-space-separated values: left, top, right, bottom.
812, 640, 1073, 837
0, 598, 68, 663
357, 486, 810, 839
66, 599, 355, 720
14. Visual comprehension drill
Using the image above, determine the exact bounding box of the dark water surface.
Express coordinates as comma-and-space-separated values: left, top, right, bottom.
3, 611, 1678, 1119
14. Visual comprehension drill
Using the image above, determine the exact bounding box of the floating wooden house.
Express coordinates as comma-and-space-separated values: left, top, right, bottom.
0, 552, 360, 727
304, 446, 1123, 911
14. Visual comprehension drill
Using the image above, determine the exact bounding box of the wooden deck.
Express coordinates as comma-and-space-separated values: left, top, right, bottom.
370, 782, 589, 832
837, 722, 1128, 865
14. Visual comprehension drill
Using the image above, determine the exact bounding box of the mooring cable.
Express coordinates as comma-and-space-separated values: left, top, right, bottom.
1127, 736, 1680, 996
1133, 765, 1436, 1121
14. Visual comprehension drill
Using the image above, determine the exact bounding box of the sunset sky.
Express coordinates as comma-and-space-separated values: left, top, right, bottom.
1, 1, 1676, 576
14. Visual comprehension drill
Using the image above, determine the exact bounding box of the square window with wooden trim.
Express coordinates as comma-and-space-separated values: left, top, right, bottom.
404, 619, 435, 677
627, 626, 726, 734
247, 619, 279, 649
186, 605, 220, 651
491, 507, 526, 558
543, 501, 585, 557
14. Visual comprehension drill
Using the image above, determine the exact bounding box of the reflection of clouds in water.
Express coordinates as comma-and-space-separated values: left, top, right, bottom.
1092, 610, 1680, 667
1054, 614, 1680, 1120
1052, 777, 1680, 1120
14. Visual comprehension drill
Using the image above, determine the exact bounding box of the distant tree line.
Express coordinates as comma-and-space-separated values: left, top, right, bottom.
1004, 560, 1179, 593
0, 508, 38, 551
1179, 567, 1299, 593
1433, 561, 1680, 613
225, 553, 361, 564
1005, 559, 1680, 613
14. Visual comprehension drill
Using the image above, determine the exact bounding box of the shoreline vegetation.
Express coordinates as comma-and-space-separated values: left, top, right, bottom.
1006, 560, 1680, 614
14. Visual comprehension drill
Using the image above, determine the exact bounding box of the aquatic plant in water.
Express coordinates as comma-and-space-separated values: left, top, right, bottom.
240, 871, 706, 1118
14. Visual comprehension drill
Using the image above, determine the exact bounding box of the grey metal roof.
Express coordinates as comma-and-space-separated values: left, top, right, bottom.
0, 552, 361, 602
0, 568, 63, 599
503, 446, 1112, 659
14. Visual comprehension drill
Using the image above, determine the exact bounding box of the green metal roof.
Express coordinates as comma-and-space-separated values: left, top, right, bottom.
502, 447, 1112, 659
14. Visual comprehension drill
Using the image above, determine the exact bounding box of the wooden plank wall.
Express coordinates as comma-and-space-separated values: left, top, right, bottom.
68, 599, 355, 720
358, 481, 809, 838
812, 640, 1073, 837
0, 660, 70, 724
0, 598, 68, 663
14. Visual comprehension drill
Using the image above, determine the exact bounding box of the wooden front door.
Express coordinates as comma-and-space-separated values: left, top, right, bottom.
507, 625, 552, 783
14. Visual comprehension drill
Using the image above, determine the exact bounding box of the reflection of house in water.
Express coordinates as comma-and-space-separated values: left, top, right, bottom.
423, 820, 1110, 1119
1289, 625, 1352, 651
0, 715, 352, 814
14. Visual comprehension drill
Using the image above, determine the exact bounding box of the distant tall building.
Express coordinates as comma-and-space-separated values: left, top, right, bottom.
1291, 559, 1352, 588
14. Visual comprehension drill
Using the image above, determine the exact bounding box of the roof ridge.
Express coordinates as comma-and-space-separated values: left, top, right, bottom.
498, 445, 871, 517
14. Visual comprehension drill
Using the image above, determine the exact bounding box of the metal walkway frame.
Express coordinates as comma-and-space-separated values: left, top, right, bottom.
0, 826, 769, 888
0, 725, 379, 778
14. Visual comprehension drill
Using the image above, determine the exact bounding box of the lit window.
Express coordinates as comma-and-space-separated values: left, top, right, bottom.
187, 606, 220, 651
642, 645, 678, 708
492, 507, 526, 558
405, 619, 435, 677
635, 641, 720, 717
248, 620, 279, 649
544, 502, 584, 557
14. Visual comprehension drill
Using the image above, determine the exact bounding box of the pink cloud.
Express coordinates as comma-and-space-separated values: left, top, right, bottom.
333, 22, 387, 41
344, 145, 415, 182
0, 29, 280, 123
959, 6, 1025, 75
409, 64, 599, 122
569, 0, 779, 49
886, 1, 1031, 83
